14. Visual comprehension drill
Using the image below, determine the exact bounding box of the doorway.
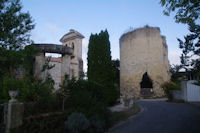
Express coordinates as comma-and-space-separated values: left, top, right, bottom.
140, 72, 153, 97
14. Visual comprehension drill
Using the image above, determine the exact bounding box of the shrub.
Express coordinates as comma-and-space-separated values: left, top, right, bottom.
65, 112, 90, 133
103, 84, 119, 106
0, 76, 55, 103
89, 116, 105, 133
162, 81, 181, 101
11, 112, 68, 133
0, 76, 24, 102
61, 79, 111, 130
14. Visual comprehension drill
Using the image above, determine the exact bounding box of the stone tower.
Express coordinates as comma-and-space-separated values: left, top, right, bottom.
120, 26, 170, 98
60, 29, 84, 79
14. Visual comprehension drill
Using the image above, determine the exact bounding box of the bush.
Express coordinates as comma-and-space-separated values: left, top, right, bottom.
61, 79, 111, 131
23, 100, 62, 117
0, 76, 55, 103
89, 116, 105, 133
65, 112, 90, 133
66, 80, 109, 118
11, 112, 68, 133
103, 84, 119, 106
162, 81, 181, 101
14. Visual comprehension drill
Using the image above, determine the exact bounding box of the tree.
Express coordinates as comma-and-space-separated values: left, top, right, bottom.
178, 24, 200, 71
111, 59, 120, 87
87, 30, 118, 105
160, 0, 200, 25
87, 30, 113, 85
0, 0, 35, 50
160, 0, 200, 80
170, 64, 182, 83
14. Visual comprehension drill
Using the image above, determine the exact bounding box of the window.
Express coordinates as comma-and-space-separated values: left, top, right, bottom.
72, 42, 74, 49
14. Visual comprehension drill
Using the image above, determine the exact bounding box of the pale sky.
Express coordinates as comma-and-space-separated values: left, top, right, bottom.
21, 0, 189, 72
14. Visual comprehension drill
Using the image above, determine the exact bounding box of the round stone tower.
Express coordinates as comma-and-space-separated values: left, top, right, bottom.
120, 26, 170, 99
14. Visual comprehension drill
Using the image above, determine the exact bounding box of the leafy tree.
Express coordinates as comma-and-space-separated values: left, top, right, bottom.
0, 75, 55, 103
0, 0, 35, 50
0, 45, 39, 80
87, 30, 113, 85
162, 81, 181, 101
170, 64, 182, 83
178, 24, 200, 71
112, 59, 120, 86
160, 0, 199, 25
87, 30, 118, 105
111, 59, 120, 97
160, 0, 200, 80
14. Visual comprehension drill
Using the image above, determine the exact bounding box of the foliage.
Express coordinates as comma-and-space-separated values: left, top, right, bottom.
66, 79, 109, 118
22, 45, 40, 75
0, 47, 22, 79
0, 43, 55, 103
112, 59, 120, 97
0, 75, 55, 103
65, 112, 90, 133
87, 30, 118, 105
56, 74, 71, 111
0, 45, 40, 80
170, 64, 182, 83
89, 116, 105, 133
23, 101, 62, 117
61, 78, 111, 131
178, 24, 200, 71
162, 81, 181, 101
160, 0, 200, 25
0, 0, 35, 50
160, 0, 200, 82
11, 113, 68, 133
112, 59, 120, 86
42, 57, 55, 72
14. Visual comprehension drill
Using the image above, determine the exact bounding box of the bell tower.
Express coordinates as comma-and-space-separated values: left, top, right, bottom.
60, 29, 84, 78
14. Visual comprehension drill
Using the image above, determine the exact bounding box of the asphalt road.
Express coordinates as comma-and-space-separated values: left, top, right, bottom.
110, 99, 200, 133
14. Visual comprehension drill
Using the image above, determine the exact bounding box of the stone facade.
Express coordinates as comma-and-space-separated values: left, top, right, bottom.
34, 29, 84, 90
60, 29, 84, 79
47, 58, 62, 90
120, 26, 170, 99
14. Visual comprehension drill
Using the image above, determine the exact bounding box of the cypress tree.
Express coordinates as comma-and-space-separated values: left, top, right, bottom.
87, 30, 118, 105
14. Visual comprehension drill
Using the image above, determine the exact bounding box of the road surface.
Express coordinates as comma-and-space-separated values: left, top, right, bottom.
110, 99, 200, 133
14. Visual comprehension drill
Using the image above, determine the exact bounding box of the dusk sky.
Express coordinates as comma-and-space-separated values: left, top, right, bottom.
21, 0, 189, 72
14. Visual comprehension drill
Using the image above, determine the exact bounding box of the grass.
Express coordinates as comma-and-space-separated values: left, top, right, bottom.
110, 103, 141, 127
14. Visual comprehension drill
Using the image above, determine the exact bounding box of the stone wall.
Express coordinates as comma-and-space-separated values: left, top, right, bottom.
120, 26, 170, 98
48, 59, 62, 90
33, 29, 84, 90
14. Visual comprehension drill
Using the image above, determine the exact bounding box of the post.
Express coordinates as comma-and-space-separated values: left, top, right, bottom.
181, 81, 187, 102
6, 91, 23, 133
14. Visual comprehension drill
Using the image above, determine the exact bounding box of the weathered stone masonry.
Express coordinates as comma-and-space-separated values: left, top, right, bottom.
34, 29, 84, 90
120, 26, 170, 98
